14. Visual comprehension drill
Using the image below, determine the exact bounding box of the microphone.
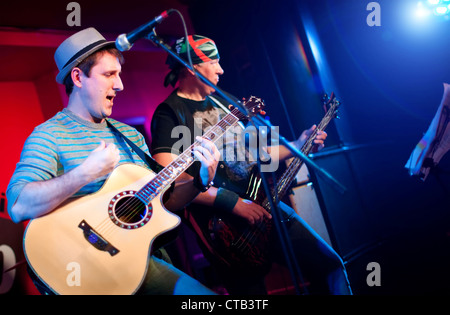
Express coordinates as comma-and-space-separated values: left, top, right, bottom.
115, 9, 173, 51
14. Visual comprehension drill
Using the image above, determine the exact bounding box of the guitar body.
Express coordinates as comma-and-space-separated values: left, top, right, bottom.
208, 210, 273, 275
202, 167, 274, 275
23, 163, 180, 295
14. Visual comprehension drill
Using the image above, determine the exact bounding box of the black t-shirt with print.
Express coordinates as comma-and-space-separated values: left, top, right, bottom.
151, 89, 256, 197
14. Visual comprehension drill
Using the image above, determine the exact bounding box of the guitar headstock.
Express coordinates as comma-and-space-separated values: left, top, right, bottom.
322, 92, 341, 119
229, 96, 266, 121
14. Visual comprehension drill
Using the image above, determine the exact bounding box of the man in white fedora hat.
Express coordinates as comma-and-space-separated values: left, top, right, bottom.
7, 27, 220, 295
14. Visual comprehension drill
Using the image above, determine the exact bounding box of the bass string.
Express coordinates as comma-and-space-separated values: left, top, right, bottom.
234, 112, 335, 249
234, 102, 338, 250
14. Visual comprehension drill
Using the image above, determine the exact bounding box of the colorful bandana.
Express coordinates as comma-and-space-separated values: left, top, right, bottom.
164, 35, 220, 87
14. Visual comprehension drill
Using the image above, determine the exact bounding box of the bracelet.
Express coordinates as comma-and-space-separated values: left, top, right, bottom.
213, 187, 240, 213
193, 173, 213, 192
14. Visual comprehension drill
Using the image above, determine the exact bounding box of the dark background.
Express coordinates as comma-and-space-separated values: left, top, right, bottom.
188, 0, 450, 295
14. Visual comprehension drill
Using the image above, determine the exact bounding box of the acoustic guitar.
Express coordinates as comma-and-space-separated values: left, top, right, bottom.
23, 96, 264, 294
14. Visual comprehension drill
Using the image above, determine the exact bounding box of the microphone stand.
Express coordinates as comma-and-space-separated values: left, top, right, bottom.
147, 31, 346, 294
148, 31, 346, 195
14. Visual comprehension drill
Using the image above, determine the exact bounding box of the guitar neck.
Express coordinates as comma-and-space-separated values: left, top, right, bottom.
136, 111, 240, 205
262, 103, 338, 210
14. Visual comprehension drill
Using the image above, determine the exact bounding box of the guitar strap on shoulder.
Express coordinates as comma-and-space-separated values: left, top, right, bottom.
106, 119, 164, 174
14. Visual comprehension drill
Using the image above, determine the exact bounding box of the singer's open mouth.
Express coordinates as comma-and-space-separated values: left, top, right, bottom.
106, 95, 115, 104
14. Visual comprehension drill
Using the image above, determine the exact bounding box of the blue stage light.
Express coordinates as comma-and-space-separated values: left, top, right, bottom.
419, 0, 450, 17
416, 2, 432, 18
434, 6, 449, 14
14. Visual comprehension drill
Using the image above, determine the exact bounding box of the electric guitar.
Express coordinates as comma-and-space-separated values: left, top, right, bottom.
23, 96, 264, 295
205, 93, 341, 274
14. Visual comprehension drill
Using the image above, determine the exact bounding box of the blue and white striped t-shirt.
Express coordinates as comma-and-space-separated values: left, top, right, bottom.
7, 108, 150, 212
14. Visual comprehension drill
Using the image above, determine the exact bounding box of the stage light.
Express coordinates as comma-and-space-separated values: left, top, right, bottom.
416, 1, 432, 18
434, 6, 449, 14
417, 0, 450, 18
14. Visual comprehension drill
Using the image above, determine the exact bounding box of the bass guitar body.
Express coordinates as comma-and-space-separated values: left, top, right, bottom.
206, 167, 274, 275
208, 209, 273, 275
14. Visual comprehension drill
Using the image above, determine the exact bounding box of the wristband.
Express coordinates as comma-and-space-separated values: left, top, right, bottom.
213, 187, 240, 213
193, 173, 213, 192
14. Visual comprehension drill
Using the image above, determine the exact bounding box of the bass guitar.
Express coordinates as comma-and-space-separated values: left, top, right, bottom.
206, 93, 341, 274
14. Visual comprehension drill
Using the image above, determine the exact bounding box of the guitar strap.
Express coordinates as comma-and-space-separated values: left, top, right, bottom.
180, 96, 240, 267
106, 119, 164, 174
106, 119, 174, 264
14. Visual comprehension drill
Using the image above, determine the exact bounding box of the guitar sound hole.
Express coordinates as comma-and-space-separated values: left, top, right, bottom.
108, 191, 153, 229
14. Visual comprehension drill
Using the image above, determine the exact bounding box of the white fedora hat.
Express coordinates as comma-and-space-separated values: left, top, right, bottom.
54, 27, 115, 84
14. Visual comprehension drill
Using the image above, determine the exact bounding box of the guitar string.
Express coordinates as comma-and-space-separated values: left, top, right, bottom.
242, 157, 304, 253
96, 147, 198, 237
93, 115, 242, 238
232, 111, 334, 253
107, 108, 249, 229
91, 157, 190, 235
97, 142, 200, 237
91, 157, 181, 235
89, 100, 261, 240
234, 101, 337, 254
231, 127, 318, 252
236, 111, 335, 253
99, 118, 239, 237
236, 112, 333, 251
98, 127, 227, 237
101, 116, 243, 239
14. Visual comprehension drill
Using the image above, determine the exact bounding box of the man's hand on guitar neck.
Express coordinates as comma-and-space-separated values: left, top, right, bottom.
265, 125, 327, 163
294, 124, 327, 153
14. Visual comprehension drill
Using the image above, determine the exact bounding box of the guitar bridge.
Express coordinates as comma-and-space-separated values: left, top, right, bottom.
78, 220, 119, 256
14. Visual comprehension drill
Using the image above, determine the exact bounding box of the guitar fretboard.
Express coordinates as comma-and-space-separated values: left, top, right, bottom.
136, 110, 241, 205
262, 98, 339, 210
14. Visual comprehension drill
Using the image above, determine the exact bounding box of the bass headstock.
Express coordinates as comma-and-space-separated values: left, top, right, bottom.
322, 92, 341, 119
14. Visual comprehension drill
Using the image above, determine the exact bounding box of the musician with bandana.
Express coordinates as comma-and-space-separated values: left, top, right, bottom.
150, 35, 352, 295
